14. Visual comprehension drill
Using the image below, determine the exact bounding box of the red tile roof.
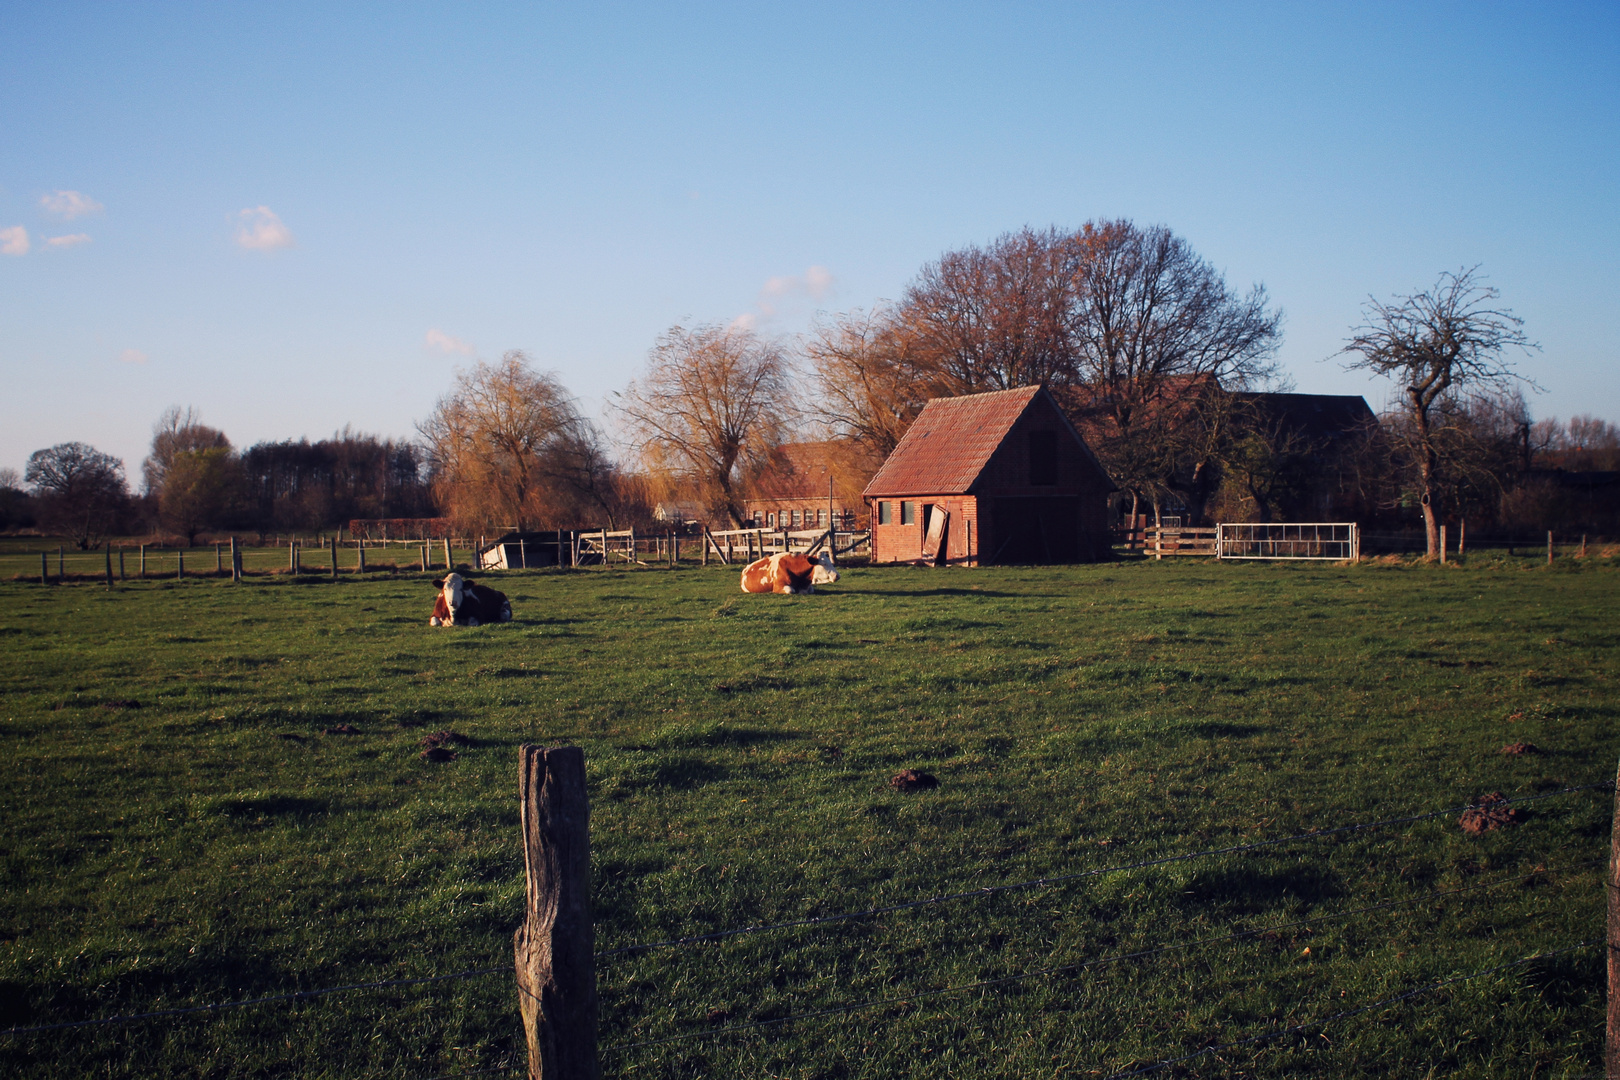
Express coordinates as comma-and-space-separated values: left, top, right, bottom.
862, 385, 1048, 497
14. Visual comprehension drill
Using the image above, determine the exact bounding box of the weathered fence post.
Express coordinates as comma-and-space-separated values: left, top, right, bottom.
331, 541, 339, 580
520, 537, 528, 570
289, 541, 297, 573
444, 538, 452, 570
1607, 754, 1620, 1077
514, 745, 599, 1080
105, 548, 113, 589
58, 546, 64, 579
40, 551, 47, 585
177, 549, 184, 580
357, 544, 366, 574
1548, 531, 1555, 567
215, 544, 223, 574
420, 545, 428, 573
140, 543, 146, 578
230, 538, 239, 582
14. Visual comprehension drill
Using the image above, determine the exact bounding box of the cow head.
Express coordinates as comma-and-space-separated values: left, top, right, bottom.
430, 573, 469, 627
810, 550, 839, 587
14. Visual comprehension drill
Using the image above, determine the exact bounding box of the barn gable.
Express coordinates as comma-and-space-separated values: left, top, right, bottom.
863, 386, 1115, 565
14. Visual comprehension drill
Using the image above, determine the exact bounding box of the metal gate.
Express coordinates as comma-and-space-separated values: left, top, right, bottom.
1216, 522, 1360, 561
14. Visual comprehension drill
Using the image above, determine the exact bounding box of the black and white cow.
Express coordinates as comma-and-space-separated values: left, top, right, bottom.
429, 573, 513, 627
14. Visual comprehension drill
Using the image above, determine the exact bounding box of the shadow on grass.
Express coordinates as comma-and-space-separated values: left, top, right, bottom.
1178, 864, 1343, 913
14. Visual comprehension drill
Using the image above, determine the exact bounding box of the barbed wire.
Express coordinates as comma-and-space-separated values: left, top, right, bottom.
595, 781, 1610, 959
0, 964, 507, 1038
599, 865, 1568, 1053
5, 783, 1604, 1043
1100, 939, 1600, 1078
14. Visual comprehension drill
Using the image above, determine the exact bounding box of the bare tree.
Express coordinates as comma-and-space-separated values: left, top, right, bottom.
896, 227, 1081, 393
25, 442, 129, 548
612, 324, 792, 526
143, 406, 231, 496
419, 352, 602, 531
804, 306, 943, 460
1341, 267, 1538, 557
1063, 220, 1283, 524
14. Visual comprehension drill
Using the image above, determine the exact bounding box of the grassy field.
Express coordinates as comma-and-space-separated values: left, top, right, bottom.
0, 554, 1615, 1078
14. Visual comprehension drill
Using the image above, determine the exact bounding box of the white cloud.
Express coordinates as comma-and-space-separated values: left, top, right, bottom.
425, 328, 474, 356
46, 233, 92, 248
728, 312, 758, 332
119, 349, 149, 365
235, 206, 295, 250
754, 264, 836, 317
0, 227, 28, 256
40, 190, 104, 220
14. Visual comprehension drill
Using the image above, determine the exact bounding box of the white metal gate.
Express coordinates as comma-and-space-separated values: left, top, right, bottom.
1216, 522, 1360, 561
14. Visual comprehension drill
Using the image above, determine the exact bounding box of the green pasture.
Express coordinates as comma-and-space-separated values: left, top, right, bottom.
0, 555, 1615, 1078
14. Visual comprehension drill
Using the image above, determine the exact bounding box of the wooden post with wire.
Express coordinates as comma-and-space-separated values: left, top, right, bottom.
1607, 754, 1620, 1077
514, 744, 599, 1080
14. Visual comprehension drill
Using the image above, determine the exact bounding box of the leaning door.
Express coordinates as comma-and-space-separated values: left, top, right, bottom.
922, 506, 950, 565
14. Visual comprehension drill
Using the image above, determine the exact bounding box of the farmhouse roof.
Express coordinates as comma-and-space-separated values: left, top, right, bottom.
747, 441, 838, 502
863, 385, 1109, 497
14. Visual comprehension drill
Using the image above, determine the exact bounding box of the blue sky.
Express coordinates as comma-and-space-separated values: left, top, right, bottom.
2, 2, 1615, 483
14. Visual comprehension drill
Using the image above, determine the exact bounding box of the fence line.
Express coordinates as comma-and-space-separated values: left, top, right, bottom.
8, 786, 1602, 1044
599, 867, 1572, 1054
594, 782, 1609, 959
0, 964, 506, 1038
1101, 939, 1600, 1079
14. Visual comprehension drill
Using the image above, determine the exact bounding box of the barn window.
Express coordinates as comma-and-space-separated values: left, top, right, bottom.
878, 501, 891, 525
767, 512, 776, 527
816, 509, 827, 526
900, 501, 915, 525
790, 509, 801, 526
1029, 430, 1058, 485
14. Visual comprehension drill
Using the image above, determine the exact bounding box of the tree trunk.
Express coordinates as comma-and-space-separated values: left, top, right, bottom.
1412, 391, 1441, 559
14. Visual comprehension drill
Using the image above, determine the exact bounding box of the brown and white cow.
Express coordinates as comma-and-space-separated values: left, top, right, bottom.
740, 551, 839, 595
429, 573, 513, 627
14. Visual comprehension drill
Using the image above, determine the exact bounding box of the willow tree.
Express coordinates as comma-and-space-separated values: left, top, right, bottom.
1341, 267, 1537, 558
419, 352, 606, 532
612, 324, 792, 527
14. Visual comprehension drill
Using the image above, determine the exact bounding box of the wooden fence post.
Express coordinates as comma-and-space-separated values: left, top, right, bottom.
1607, 755, 1620, 1077
40, 551, 47, 585
331, 541, 339, 580
105, 548, 113, 589
230, 538, 239, 582
289, 541, 297, 573
357, 544, 366, 574
420, 545, 428, 573
140, 543, 146, 578
177, 549, 184, 581
514, 745, 599, 1080
1548, 531, 1555, 567
444, 538, 452, 570
58, 546, 64, 579
520, 537, 528, 570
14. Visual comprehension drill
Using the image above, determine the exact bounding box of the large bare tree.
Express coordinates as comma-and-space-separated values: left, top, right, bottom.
896, 226, 1082, 393
1341, 267, 1537, 557
419, 352, 607, 531
25, 442, 129, 548
804, 305, 943, 461
1063, 220, 1283, 524
612, 324, 792, 526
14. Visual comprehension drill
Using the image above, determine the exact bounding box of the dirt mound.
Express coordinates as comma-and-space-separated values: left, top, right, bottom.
323, 724, 360, 735
420, 730, 470, 750
1459, 792, 1525, 834
1499, 741, 1539, 755
889, 769, 939, 792
420, 746, 458, 763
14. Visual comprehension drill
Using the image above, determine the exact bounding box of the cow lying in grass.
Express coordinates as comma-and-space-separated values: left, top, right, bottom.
429, 573, 513, 627
740, 551, 839, 595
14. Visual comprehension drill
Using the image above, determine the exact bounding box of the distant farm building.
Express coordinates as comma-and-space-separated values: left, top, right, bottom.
652, 501, 707, 525
743, 442, 863, 530
478, 531, 564, 569
863, 385, 1115, 565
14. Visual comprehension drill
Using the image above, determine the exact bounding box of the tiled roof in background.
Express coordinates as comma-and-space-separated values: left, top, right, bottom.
863, 386, 1043, 497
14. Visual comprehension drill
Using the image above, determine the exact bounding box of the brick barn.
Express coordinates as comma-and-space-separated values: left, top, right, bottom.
863, 385, 1116, 565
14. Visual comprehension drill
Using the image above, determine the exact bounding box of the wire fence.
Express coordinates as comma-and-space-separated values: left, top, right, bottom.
4, 782, 1610, 1076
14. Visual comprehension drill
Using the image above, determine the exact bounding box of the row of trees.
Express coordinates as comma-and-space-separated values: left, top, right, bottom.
8, 219, 1610, 552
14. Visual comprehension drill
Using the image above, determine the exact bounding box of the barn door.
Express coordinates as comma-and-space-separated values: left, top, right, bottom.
922, 506, 950, 565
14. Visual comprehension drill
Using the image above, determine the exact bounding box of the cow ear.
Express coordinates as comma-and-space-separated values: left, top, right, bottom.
432, 578, 445, 588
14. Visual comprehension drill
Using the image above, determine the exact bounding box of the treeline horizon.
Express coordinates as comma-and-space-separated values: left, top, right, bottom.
5, 219, 1619, 550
